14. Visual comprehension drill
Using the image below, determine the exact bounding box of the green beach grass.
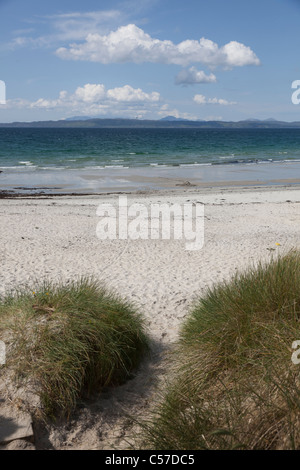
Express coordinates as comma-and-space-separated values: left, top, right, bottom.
140, 250, 300, 450
0, 278, 149, 418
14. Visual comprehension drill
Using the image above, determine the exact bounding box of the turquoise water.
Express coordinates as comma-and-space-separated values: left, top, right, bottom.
1, 128, 300, 171
1, 128, 300, 192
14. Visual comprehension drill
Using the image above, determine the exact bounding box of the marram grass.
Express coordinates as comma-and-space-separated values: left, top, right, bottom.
0, 278, 149, 418
140, 251, 300, 450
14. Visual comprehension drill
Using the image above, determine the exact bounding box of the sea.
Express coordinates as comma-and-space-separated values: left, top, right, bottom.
0, 128, 300, 192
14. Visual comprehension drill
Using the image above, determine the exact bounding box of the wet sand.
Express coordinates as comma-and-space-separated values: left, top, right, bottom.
0, 161, 300, 194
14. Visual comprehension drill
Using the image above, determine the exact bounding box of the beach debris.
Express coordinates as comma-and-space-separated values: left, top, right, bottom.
176, 180, 196, 187
268, 243, 281, 251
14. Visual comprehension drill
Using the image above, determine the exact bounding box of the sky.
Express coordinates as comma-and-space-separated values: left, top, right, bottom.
0, 0, 300, 122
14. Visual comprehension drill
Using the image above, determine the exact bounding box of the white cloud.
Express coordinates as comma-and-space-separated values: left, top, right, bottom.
56, 24, 260, 68
29, 83, 160, 109
107, 85, 160, 102
175, 67, 217, 85
0, 98, 30, 109
5, 10, 125, 51
194, 94, 237, 105
0, 83, 161, 118
48, 10, 123, 41
221, 41, 260, 67
74, 84, 106, 102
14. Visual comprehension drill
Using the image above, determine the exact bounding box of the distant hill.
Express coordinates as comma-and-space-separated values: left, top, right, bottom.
67, 115, 194, 122
65, 116, 95, 121
0, 118, 300, 129
160, 115, 192, 122
241, 118, 279, 123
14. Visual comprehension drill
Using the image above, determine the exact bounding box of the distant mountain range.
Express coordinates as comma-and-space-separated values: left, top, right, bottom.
1, 116, 300, 128
64, 115, 194, 122
159, 115, 193, 122
65, 115, 97, 121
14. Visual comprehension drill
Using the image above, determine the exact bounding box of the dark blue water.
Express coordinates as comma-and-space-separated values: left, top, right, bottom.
1, 128, 300, 172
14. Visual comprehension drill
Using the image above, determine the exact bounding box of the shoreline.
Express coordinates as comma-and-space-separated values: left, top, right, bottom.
1, 181, 300, 199
1, 160, 300, 195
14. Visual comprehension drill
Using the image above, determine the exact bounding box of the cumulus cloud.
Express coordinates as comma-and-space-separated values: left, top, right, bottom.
107, 85, 160, 102
175, 67, 217, 85
29, 83, 160, 109
73, 84, 106, 102
12, 83, 160, 118
56, 24, 260, 68
221, 41, 260, 67
193, 94, 237, 105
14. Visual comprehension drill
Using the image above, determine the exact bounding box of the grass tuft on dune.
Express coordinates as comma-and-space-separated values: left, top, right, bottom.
140, 250, 300, 450
0, 278, 149, 418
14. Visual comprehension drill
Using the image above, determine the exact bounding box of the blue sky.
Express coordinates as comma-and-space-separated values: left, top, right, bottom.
0, 0, 300, 122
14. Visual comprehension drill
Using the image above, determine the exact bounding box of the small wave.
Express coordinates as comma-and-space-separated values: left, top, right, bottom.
219, 156, 238, 160
0, 166, 24, 170
104, 165, 129, 169
149, 164, 168, 167
0, 165, 38, 170
39, 167, 66, 171
127, 152, 149, 155
19, 161, 34, 166
83, 166, 105, 170
179, 163, 211, 168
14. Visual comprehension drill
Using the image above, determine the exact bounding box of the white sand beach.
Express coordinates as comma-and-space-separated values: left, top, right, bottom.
1, 184, 300, 449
